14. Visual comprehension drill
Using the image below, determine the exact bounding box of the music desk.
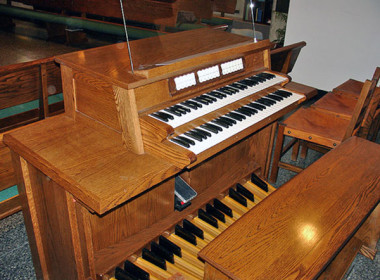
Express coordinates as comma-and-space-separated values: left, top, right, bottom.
199, 136, 380, 280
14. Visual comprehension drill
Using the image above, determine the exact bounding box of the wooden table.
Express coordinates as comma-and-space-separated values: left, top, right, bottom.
199, 136, 380, 280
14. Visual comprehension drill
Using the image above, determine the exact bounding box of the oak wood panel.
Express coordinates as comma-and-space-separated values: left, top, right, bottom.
74, 71, 122, 132
283, 81, 318, 100
333, 79, 364, 98
0, 138, 16, 191
312, 92, 357, 120
55, 29, 255, 90
177, 0, 213, 19
4, 115, 180, 214
199, 137, 380, 280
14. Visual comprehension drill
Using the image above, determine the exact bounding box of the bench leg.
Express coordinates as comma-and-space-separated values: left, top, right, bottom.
269, 124, 285, 183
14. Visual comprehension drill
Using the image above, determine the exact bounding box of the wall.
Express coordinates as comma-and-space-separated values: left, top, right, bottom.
284, 0, 380, 91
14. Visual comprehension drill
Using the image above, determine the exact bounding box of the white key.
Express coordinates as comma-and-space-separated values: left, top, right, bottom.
170, 92, 304, 154
150, 74, 287, 128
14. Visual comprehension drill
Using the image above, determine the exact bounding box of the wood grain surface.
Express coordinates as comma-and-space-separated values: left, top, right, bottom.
199, 136, 380, 280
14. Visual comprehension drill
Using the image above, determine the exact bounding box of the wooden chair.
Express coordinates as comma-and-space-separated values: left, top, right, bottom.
311, 67, 380, 139
269, 79, 373, 183
270, 41, 306, 74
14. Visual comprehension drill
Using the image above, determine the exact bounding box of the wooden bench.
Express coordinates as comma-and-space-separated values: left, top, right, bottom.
0, 57, 64, 219
270, 41, 307, 74
199, 136, 380, 280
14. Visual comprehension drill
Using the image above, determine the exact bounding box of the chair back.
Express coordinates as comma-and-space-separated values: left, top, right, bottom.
343, 79, 374, 140
360, 67, 380, 137
270, 41, 306, 74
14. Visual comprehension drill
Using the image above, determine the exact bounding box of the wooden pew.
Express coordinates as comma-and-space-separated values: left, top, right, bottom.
199, 136, 380, 280
0, 57, 63, 219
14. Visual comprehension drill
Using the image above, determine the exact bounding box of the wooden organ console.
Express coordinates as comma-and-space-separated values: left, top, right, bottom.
4, 28, 316, 280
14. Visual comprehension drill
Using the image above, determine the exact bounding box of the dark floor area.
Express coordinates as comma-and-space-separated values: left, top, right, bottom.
0, 19, 379, 280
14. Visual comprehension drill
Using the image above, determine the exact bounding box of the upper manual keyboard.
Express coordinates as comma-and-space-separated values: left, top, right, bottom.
149, 72, 288, 128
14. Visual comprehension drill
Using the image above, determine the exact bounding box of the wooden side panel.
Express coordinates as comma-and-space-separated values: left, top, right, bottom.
186, 126, 271, 195
61, 65, 76, 118
0, 140, 16, 191
204, 263, 231, 280
134, 79, 171, 112
88, 177, 174, 252
213, 0, 237, 13
74, 71, 122, 131
0, 65, 41, 110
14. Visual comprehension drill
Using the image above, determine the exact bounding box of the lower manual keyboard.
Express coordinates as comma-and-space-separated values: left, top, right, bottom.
170, 89, 304, 154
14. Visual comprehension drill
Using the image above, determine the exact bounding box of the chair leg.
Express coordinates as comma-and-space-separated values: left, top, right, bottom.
291, 140, 300, 161
269, 124, 286, 183
300, 141, 308, 159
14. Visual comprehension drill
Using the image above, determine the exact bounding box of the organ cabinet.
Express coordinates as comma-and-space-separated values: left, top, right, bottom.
4, 28, 311, 279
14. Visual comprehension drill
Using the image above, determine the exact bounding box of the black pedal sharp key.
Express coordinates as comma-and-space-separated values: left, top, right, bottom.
124, 260, 150, 280
175, 225, 197, 245
198, 209, 218, 228
159, 236, 181, 257
236, 183, 254, 202
251, 173, 268, 192
115, 267, 138, 280
150, 242, 174, 264
142, 248, 166, 270
229, 188, 247, 207
214, 199, 233, 217
206, 203, 225, 223
183, 219, 204, 239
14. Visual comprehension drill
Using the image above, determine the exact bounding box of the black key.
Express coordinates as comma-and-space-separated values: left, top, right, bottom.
255, 98, 273, 107
201, 94, 217, 103
236, 183, 254, 202
201, 123, 222, 133
124, 260, 150, 280
174, 105, 190, 113
175, 224, 197, 245
207, 91, 226, 99
151, 112, 169, 122
151, 242, 174, 264
261, 97, 276, 105
194, 96, 209, 105
273, 90, 292, 98
238, 79, 258, 87
229, 188, 247, 207
227, 112, 245, 121
214, 199, 233, 217
246, 102, 266, 111
235, 107, 253, 117
198, 209, 218, 228
251, 173, 268, 192
194, 128, 211, 138
206, 203, 225, 223
177, 136, 195, 146
241, 106, 258, 114
220, 116, 236, 125
251, 75, 266, 83
184, 131, 203, 142
181, 100, 201, 109
142, 248, 166, 270
266, 94, 283, 101
229, 82, 247, 90
159, 236, 181, 257
115, 267, 138, 280
156, 111, 174, 120
212, 118, 230, 128
258, 72, 275, 79
171, 138, 190, 148
183, 219, 204, 239
164, 107, 182, 117
219, 86, 238, 95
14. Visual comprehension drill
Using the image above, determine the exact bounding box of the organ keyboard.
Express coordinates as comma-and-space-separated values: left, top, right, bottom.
3, 28, 314, 280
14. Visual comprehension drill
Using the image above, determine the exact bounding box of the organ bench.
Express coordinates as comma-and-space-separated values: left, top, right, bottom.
199, 136, 380, 280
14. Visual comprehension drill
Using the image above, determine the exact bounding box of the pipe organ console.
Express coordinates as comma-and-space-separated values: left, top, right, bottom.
4, 28, 313, 280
